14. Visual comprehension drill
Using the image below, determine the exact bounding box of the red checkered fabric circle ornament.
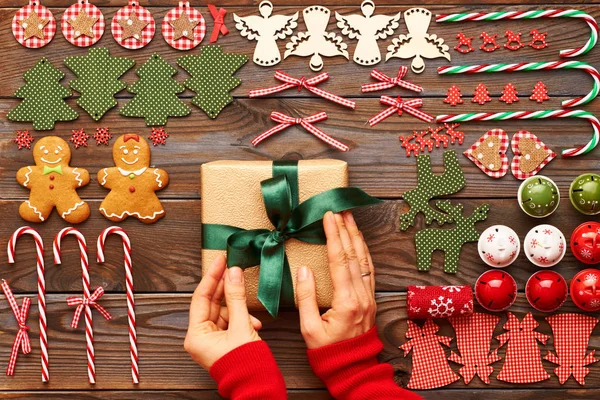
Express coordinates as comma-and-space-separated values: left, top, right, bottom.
12, 0, 56, 49
61, 0, 105, 47
162, 1, 205, 50
111, 0, 155, 50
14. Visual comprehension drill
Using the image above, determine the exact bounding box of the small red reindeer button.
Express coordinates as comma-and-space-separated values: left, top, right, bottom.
475, 270, 517, 312
525, 270, 567, 312
570, 269, 600, 311
570, 222, 600, 264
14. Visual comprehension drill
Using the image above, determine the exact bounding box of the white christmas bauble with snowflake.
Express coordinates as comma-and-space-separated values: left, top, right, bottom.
478, 225, 520, 268
524, 224, 566, 267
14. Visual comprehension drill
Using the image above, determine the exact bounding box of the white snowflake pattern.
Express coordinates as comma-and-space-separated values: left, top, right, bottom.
581, 248, 593, 259
408, 291, 415, 299
585, 273, 598, 284
441, 286, 461, 293
414, 286, 426, 289
460, 301, 473, 314
428, 296, 454, 318
590, 299, 600, 308
409, 305, 421, 314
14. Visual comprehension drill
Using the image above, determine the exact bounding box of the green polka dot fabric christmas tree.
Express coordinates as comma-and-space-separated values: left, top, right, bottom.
65, 48, 135, 121
177, 45, 248, 119
8, 58, 78, 130
120, 53, 190, 126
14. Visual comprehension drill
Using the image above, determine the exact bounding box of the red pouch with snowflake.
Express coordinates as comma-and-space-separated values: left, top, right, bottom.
407, 285, 473, 319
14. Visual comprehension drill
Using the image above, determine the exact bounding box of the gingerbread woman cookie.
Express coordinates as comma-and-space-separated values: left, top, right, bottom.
98, 134, 168, 223
17, 136, 90, 223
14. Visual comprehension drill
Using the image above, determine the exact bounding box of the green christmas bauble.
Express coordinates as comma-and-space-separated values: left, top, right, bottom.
518, 175, 560, 218
569, 173, 600, 215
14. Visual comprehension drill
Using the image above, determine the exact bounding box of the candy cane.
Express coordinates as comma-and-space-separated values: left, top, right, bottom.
438, 61, 600, 108
436, 10, 598, 58
97, 227, 138, 384
54, 227, 111, 384
436, 109, 600, 157
7, 227, 48, 382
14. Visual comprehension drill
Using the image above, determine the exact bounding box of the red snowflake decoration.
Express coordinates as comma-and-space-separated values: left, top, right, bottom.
509, 236, 516, 245
149, 127, 169, 146
485, 253, 495, 262
70, 128, 89, 149
94, 127, 112, 146
543, 229, 552, 235
530, 239, 539, 248
538, 256, 548, 263
487, 234, 495, 242
14, 130, 34, 150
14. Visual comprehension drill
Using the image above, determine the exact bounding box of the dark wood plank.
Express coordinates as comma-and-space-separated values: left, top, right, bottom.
1, 293, 599, 390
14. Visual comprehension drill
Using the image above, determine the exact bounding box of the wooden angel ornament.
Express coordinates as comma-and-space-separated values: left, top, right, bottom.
335, 1, 401, 66
285, 6, 348, 72
233, 1, 298, 67
386, 8, 450, 74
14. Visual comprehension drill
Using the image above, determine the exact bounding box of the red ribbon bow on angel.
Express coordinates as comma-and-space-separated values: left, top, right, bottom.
368, 96, 434, 127
66, 287, 112, 328
361, 66, 423, 93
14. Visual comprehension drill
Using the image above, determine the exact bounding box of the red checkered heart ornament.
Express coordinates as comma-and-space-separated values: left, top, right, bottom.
161, 1, 206, 50
510, 130, 556, 180
464, 129, 509, 178
12, 0, 56, 49
61, 0, 104, 47
111, 0, 155, 49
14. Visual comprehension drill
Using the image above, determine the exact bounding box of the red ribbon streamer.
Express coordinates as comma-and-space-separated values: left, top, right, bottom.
252, 112, 349, 152
66, 287, 112, 329
249, 71, 356, 109
2, 280, 31, 376
208, 4, 228, 43
361, 66, 423, 93
368, 96, 434, 127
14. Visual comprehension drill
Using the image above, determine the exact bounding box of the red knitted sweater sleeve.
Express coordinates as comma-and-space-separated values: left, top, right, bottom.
307, 327, 423, 400
210, 340, 287, 400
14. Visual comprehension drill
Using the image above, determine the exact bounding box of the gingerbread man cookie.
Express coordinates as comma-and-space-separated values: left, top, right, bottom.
98, 134, 168, 223
17, 136, 90, 223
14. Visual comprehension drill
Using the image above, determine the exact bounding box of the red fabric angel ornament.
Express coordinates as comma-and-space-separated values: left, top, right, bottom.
545, 313, 599, 385
449, 312, 502, 384
496, 312, 550, 383
400, 319, 459, 389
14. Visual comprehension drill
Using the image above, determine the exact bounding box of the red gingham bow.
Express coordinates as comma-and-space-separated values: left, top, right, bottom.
252, 112, 349, 152
1, 280, 32, 376
249, 71, 356, 109
208, 4, 228, 43
66, 287, 112, 329
369, 96, 434, 127
361, 67, 423, 93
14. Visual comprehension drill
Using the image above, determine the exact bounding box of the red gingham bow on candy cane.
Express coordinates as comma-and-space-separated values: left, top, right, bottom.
1, 280, 32, 376
208, 4, 228, 43
67, 287, 112, 329
249, 71, 356, 109
369, 96, 434, 126
361, 66, 423, 93
252, 112, 349, 152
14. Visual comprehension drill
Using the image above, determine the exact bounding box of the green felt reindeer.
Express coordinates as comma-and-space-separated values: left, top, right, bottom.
415, 200, 490, 274
400, 150, 465, 231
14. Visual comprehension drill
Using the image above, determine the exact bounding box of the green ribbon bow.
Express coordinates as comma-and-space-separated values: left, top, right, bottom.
202, 161, 382, 317
43, 165, 63, 175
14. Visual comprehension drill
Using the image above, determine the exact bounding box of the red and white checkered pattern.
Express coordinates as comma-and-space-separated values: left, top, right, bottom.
161, 1, 205, 51
111, 0, 155, 50
368, 96, 434, 127
510, 130, 556, 180
61, 0, 104, 47
1, 280, 32, 377
12, 0, 56, 49
449, 312, 502, 384
464, 129, 509, 179
361, 66, 423, 93
545, 313, 599, 385
496, 312, 550, 384
400, 320, 460, 390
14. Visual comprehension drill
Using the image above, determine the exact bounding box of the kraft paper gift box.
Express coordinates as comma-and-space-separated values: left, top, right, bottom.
201, 159, 379, 317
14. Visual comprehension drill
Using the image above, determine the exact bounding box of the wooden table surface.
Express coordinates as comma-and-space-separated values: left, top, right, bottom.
1, 0, 600, 398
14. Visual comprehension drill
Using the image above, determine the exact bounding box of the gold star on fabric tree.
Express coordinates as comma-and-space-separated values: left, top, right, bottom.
68, 9, 98, 39
170, 12, 199, 41
118, 11, 149, 41
21, 11, 49, 40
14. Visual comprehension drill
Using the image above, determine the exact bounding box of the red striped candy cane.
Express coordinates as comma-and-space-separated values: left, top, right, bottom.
7, 227, 48, 382
97, 227, 139, 384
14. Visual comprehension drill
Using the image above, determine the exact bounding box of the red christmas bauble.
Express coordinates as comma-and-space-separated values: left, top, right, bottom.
570, 268, 600, 312
525, 270, 568, 312
570, 222, 600, 264
475, 270, 517, 312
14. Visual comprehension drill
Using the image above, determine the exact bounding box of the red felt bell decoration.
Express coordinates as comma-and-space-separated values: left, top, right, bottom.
525, 270, 568, 312
570, 268, 600, 312
570, 222, 600, 264
475, 270, 517, 312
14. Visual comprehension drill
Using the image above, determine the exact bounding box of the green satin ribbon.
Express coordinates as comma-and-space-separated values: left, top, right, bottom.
43, 165, 63, 175
202, 161, 382, 317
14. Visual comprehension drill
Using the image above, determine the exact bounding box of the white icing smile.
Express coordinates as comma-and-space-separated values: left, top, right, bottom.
121, 157, 139, 165
41, 157, 62, 164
